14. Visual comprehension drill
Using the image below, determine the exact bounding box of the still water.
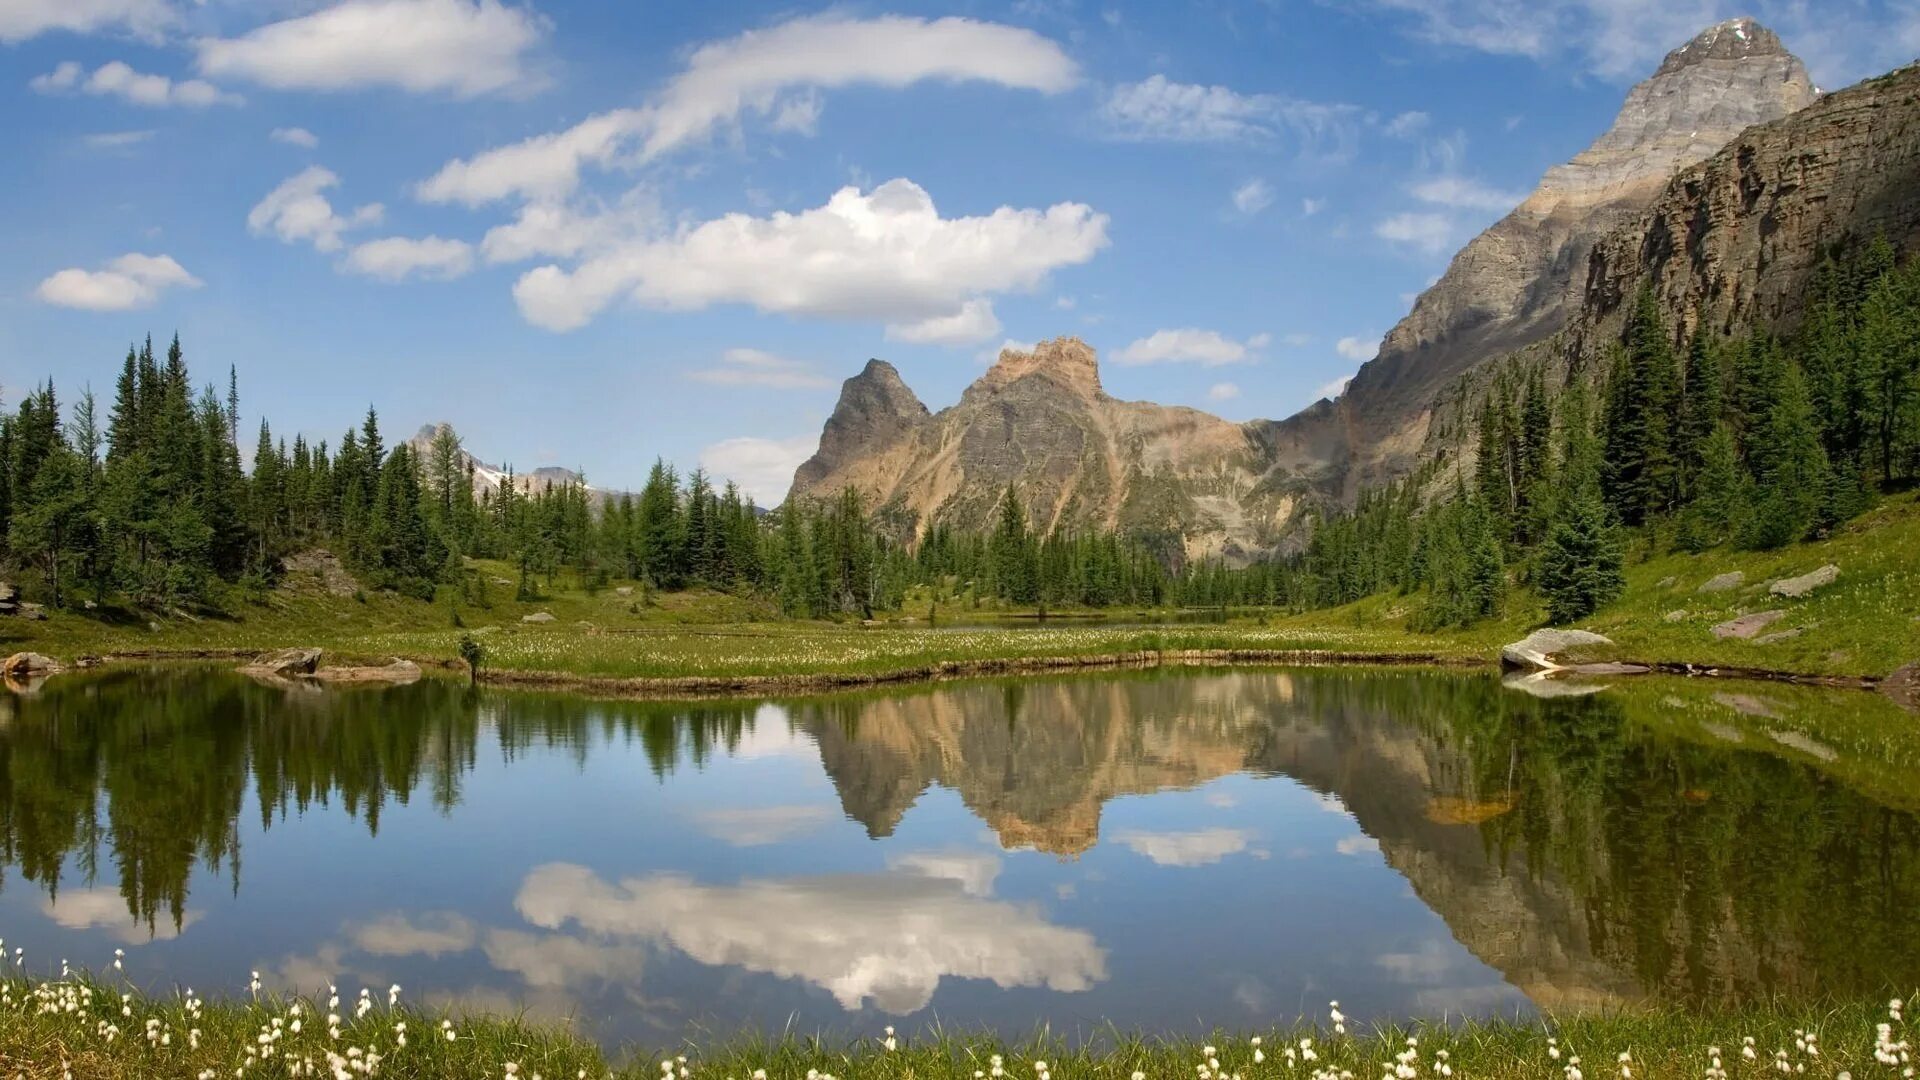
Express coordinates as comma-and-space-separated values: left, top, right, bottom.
1, 666, 1916, 1046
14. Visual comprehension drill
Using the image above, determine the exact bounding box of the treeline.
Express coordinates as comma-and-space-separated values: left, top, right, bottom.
1244, 235, 1920, 626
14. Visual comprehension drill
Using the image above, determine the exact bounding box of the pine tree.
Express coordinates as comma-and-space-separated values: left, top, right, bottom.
1540, 383, 1624, 623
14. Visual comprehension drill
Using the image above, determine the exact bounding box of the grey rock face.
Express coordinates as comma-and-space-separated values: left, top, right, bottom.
1770, 565, 1839, 598
1699, 571, 1746, 593
789, 360, 930, 495
1259, 19, 1816, 502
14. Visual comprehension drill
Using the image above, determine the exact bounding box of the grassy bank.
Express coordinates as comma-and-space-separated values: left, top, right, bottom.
0, 969, 1909, 1080
2, 495, 1916, 687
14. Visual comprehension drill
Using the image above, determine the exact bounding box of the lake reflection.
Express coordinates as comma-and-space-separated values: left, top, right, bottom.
1, 666, 1917, 1044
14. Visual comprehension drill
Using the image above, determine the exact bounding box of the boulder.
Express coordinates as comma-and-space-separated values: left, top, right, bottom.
1656, 576, 1678, 589
521, 611, 556, 624
1711, 609, 1786, 639
1500, 628, 1615, 671
1769, 564, 1839, 598
1663, 609, 1690, 623
615, 586, 634, 596
18, 602, 46, 621
1698, 571, 1745, 593
242, 647, 323, 676
311, 659, 422, 685
2, 652, 60, 676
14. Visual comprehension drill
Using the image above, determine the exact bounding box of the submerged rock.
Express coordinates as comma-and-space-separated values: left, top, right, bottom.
1500, 628, 1615, 670
1769, 564, 1839, 598
1711, 610, 1786, 639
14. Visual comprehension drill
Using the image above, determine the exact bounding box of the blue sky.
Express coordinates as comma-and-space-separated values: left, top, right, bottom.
1, 0, 1911, 502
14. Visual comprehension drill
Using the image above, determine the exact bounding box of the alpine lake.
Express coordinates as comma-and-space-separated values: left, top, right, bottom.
1, 662, 1916, 1051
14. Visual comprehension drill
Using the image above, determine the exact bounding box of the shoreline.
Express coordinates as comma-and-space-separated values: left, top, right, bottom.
57, 643, 1901, 702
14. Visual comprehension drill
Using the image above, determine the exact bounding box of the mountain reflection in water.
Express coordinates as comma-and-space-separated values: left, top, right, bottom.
1, 666, 1915, 1043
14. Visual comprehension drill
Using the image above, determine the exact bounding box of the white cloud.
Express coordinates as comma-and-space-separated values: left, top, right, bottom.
885, 298, 1002, 345
1336, 833, 1381, 856
417, 14, 1076, 206
1336, 335, 1380, 361
1280, 332, 1314, 347
80, 129, 155, 149
689, 804, 838, 846
480, 196, 659, 264
1314, 373, 1355, 401
247, 167, 384, 253
1114, 828, 1256, 867
35, 252, 202, 310
351, 912, 478, 957
1207, 382, 1241, 401
699, 434, 819, 506
32, 59, 240, 107
196, 0, 549, 98
0, 0, 171, 44
1231, 178, 1274, 215
513, 862, 1106, 1014
1374, 211, 1453, 254
1102, 75, 1359, 158
344, 235, 475, 281
886, 851, 1002, 897
1301, 197, 1325, 217
42, 886, 201, 943
1410, 176, 1525, 212
688, 348, 834, 391
1115, 327, 1265, 367
271, 126, 320, 148
510, 178, 1107, 333
1383, 109, 1431, 138
976, 337, 1038, 366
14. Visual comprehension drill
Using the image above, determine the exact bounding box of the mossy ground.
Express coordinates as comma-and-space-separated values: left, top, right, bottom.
3, 494, 1916, 684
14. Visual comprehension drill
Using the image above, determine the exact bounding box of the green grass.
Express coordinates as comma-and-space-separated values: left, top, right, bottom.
0, 970, 1910, 1079
4, 494, 1919, 684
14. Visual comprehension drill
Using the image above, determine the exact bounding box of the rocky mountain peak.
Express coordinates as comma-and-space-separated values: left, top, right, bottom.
789, 358, 931, 496
974, 337, 1103, 400
1656, 17, 1789, 75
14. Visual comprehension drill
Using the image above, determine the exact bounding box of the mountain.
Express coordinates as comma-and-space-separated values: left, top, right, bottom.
1257, 17, 1818, 500
406, 423, 592, 498
788, 339, 1293, 561
788, 19, 1826, 552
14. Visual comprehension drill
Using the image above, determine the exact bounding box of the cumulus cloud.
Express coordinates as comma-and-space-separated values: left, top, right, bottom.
271, 126, 320, 148
688, 349, 834, 391
1374, 211, 1453, 254
1114, 828, 1257, 867
1315, 373, 1356, 401
196, 0, 549, 98
350, 912, 478, 957
35, 252, 202, 310
1208, 382, 1241, 401
1102, 75, 1359, 158
689, 804, 839, 845
885, 298, 1002, 345
1115, 328, 1268, 367
0, 0, 171, 44
247, 167, 383, 253
32, 59, 240, 106
1301, 197, 1325, 217
1231, 178, 1274, 215
699, 434, 819, 506
513, 862, 1106, 1014
1410, 176, 1526, 212
417, 14, 1076, 206
1336, 335, 1381, 361
343, 235, 475, 281
43, 887, 201, 943
509, 179, 1107, 333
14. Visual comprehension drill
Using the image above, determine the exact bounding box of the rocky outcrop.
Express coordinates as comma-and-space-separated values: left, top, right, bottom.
1771, 565, 1840, 598
242, 647, 323, 676
1500, 629, 1618, 671
1572, 60, 1920, 354
2, 652, 60, 677
1259, 18, 1817, 502
1711, 610, 1788, 639
789, 339, 1293, 562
